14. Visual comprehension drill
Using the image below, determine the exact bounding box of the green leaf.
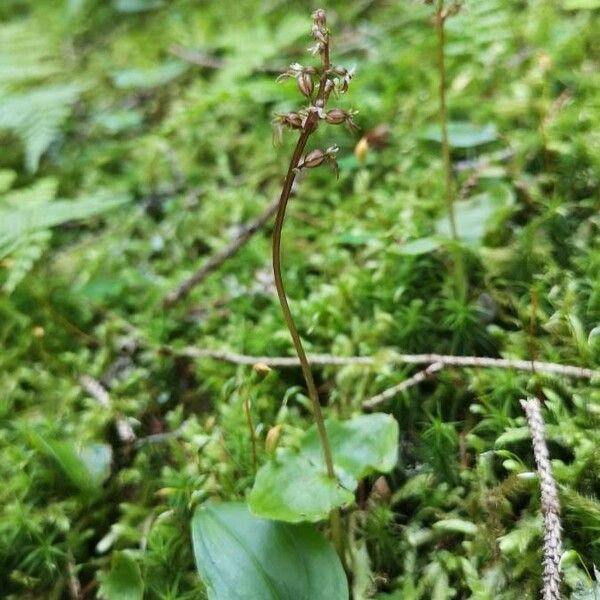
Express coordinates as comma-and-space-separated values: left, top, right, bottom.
249, 414, 398, 522
432, 518, 479, 536
302, 414, 399, 481
0, 170, 16, 193
570, 566, 600, 599
93, 110, 143, 134
78, 278, 125, 302
498, 516, 540, 555
420, 121, 498, 148
563, 0, 600, 9
191, 502, 348, 600
336, 231, 375, 246
113, 0, 165, 12
29, 431, 112, 495
495, 427, 530, 447
249, 453, 354, 523
435, 185, 514, 244
79, 443, 113, 486
111, 61, 187, 89
397, 236, 441, 256
98, 551, 144, 600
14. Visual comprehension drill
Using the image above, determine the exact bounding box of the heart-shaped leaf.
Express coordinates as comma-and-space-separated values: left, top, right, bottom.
249, 453, 354, 523
191, 502, 348, 600
249, 414, 398, 522
302, 414, 399, 480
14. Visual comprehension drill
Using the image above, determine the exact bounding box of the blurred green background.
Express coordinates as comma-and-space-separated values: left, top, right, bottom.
1, 0, 600, 598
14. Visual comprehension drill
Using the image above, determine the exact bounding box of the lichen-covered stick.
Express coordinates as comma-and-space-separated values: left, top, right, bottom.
520, 398, 562, 600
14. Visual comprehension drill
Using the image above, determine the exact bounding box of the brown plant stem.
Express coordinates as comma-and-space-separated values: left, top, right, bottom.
272, 112, 345, 559
435, 0, 466, 301
270, 17, 345, 559
273, 127, 333, 462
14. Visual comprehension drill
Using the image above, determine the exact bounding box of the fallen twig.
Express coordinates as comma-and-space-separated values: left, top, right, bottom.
520, 398, 562, 600
176, 347, 600, 380
163, 197, 279, 307
79, 375, 136, 443
362, 362, 444, 409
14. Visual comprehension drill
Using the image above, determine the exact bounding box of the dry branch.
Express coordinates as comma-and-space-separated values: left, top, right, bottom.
163, 197, 279, 307
362, 362, 444, 409
176, 347, 600, 380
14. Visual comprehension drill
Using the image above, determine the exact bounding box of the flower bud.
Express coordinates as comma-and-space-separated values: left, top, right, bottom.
355, 137, 369, 163
364, 124, 390, 148
368, 476, 391, 505
332, 65, 347, 76
302, 149, 326, 168
297, 72, 314, 98
253, 362, 272, 375
284, 112, 303, 129
312, 8, 326, 28
325, 108, 347, 125
265, 425, 282, 456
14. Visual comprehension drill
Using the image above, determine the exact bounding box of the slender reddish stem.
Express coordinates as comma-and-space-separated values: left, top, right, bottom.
271, 32, 344, 560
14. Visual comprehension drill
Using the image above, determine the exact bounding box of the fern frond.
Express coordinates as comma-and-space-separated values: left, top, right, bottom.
0, 18, 80, 172
0, 179, 128, 292
0, 22, 61, 86
2, 230, 51, 294
0, 193, 127, 251
446, 0, 513, 65
0, 84, 81, 172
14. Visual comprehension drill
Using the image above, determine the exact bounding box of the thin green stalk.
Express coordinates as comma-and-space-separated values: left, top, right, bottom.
435, 0, 466, 301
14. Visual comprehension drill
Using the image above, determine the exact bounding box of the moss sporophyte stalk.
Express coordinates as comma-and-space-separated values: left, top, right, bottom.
271, 8, 356, 558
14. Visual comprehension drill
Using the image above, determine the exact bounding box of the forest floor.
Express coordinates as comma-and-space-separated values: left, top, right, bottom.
1, 0, 600, 598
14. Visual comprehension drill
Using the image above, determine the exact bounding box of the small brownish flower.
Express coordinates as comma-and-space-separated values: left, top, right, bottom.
272, 111, 304, 143
301, 148, 327, 168
325, 108, 358, 131
324, 108, 346, 124
297, 146, 339, 177
297, 71, 314, 98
